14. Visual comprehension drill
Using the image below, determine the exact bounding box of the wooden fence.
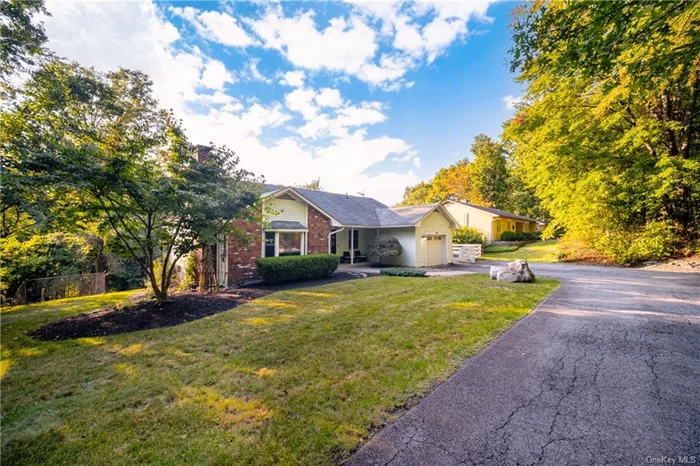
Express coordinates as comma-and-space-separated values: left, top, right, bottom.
452, 244, 482, 263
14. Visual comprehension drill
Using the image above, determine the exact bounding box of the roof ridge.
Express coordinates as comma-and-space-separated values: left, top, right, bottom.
294, 187, 387, 204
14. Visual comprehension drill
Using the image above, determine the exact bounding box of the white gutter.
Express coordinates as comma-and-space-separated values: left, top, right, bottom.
328, 227, 344, 254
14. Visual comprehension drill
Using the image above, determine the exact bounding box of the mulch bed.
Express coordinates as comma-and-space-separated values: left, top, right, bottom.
29, 272, 364, 341
29, 290, 269, 341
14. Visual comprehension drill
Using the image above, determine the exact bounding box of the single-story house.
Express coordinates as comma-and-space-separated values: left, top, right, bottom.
211, 185, 458, 286
442, 200, 539, 244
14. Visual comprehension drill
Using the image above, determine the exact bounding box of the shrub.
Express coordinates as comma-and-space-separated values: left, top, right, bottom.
256, 254, 339, 284
500, 231, 539, 241
453, 227, 484, 244
484, 245, 519, 253
596, 221, 679, 264
369, 235, 402, 264
177, 254, 198, 291
0, 233, 94, 301
380, 268, 427, 277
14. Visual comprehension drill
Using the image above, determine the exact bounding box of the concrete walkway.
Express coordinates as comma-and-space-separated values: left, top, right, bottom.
350, 262, 700, 465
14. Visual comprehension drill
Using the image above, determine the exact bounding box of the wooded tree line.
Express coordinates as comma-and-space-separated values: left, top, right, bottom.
404, 1, 700, 262
400, 134, 546, 221
1, 1, 260, 303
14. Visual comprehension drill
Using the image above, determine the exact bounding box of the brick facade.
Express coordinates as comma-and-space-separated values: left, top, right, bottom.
307, 205, 332, 254
218, 205, 332, 286
226, 219, 263, 285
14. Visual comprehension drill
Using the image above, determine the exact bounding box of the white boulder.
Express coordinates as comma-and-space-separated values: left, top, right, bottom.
491, 260, 535, 283
490, 266, 508, 280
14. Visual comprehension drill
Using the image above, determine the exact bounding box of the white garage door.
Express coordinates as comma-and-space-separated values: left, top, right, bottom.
425, 235, 444, 266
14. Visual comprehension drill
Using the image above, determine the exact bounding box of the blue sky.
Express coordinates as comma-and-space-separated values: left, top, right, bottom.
43, 0, 522, 204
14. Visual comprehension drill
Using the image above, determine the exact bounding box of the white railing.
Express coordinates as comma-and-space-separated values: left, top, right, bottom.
452, 244, 482, 263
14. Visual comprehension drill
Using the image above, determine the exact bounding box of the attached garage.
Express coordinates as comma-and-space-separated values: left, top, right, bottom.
424, 235, 445, 266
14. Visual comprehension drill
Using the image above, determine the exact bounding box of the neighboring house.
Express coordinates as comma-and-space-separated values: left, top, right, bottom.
442, 200, 539, 244
212, 185, 457, 286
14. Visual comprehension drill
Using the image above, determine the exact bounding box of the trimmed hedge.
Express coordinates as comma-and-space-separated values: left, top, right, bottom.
255, 254, 340, 284
500, 231, 540, 241
380, 268, 427, 277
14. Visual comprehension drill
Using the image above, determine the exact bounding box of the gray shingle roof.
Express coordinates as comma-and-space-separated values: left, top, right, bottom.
262, 184, 286, 195
454, 202, 538, 222
377, 204, 440, 226
264, 186, 449, 227
294, 188, 389, 226
269, 221, 306, 230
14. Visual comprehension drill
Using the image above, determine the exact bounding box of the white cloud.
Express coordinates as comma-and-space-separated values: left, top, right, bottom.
249, 10, 378, 76
170, 6, 257, 47
315, 88, 343, 108
40, 0, 435, 204
502, 94, 523, 110
200, 59, 236, 90
284, 87, 319, 121
284, 86, 388, 140
279, 70, 305, 87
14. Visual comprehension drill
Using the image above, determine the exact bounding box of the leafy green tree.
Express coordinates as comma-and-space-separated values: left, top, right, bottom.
0, 0, 49, 84
399, 160, 473, 206
0, 232, 93, 300
295, 178, 323, 191
505, 1, 700, 261
399, 181, 437, 206
469, 134, 510, 208
1, 60, 260, 302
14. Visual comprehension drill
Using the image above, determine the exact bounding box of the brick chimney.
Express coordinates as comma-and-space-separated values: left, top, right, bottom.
195, 144, 213, 163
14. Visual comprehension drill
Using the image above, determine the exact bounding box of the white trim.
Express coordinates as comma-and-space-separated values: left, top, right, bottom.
328, 227, 344, 253
268, 187, 342, 226
265, 229, 309, 232
262, 230, 307, 258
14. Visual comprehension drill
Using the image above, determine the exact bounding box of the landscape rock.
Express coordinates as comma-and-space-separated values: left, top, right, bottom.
490, 266, 508, 280
493, 260, 535, 283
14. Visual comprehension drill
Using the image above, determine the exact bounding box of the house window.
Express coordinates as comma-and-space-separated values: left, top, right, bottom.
264, 231, 305, 257
264, 232, 275, 257
496, 221, 501, 232
279, 232, 303, 256
348, 229, 359, 249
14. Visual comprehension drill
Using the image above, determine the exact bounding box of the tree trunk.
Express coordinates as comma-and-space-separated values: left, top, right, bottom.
198, 246, 216, 294
146, 268, 168, 304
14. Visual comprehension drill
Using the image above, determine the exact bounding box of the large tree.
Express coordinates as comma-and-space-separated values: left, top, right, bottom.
399, 159, 473, 205
0, 0, 49, 84
505, 1, 700, 260
469, 134, 510, 208
1, 60, 260, 302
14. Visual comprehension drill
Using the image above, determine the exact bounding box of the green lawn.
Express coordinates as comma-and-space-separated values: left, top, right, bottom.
1, 275, 557, 465
481, 239, 560, 262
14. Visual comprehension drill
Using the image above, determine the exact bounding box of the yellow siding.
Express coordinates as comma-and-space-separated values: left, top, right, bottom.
334, 228, 375, 256
379, 227, 416, 266
415, 211, 453, 267
265, 198, 307, 226
443, 202, 494, 243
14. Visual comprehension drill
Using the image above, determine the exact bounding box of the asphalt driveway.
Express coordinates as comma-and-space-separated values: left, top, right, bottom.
350, 263, 700, 465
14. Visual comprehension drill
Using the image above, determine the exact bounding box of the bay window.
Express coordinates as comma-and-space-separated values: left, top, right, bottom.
263, 231, 306, 257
